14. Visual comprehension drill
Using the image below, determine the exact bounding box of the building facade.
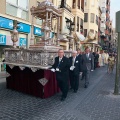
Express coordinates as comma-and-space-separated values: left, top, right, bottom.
111, 28, 117, 53
99, 0, 112, 51
84, 0, 99, 36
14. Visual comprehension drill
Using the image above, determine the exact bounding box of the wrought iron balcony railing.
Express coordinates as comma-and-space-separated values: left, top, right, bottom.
59, 2, 71, 12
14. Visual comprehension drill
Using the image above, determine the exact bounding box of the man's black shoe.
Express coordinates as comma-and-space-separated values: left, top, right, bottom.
84, 85, 88, 88
60, 97, 66, 101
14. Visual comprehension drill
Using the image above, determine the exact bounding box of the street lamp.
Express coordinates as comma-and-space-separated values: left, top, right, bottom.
66, 19, 75, 50
66, 19, 75, 35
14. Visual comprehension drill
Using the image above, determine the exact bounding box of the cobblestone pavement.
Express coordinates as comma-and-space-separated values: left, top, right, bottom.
0, 66, 120, 120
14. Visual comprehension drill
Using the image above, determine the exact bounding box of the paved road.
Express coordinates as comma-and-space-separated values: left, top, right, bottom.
0, 66, 120, 120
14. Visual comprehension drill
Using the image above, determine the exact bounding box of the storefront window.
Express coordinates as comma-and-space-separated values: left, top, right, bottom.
6, 0, 17, 5
34, 36, 42, 44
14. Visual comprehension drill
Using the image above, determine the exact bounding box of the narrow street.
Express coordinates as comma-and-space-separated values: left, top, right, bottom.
0, 66, 120, 120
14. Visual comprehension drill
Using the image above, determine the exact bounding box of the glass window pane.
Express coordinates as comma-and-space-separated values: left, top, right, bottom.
6, 0, 17, 5
6, 3, 17, 16
21, 10, 28, 20
36, 19, 43, 25
17, 8, 22, 18
18, 0, 28, 10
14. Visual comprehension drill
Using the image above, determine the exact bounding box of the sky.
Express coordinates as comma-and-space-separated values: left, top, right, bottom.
110, 0, 120, 28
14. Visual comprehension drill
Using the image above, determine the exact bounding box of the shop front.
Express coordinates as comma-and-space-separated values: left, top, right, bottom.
0, 16, 30, 71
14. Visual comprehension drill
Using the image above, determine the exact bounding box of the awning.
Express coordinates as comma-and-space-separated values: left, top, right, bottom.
82, 31, 98, 44
74, 32, 85, 41
81, 41, 98, 44
58, 34, 69, 42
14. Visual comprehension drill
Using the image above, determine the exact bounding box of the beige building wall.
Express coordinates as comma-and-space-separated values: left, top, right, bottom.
84, 0, 99, 34
52, 0, 75, 50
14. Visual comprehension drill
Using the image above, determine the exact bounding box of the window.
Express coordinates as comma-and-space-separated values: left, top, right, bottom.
84, 0, 87, 6
90, 29, 94, 33
36, 19, 43, 26
84, 29, 87, 37
80, 19, 83, 33
90, 13, 94, 23
78, 0, 80, 9
96, 15, 98, 25
77, 16, 79, 32
72, 0, 75, 8
80, 19, 83, 26
6, 0, 17, 5
6, 0, 29, 20
84, 13, 88, 22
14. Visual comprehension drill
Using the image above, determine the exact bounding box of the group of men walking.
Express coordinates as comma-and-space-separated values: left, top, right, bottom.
51, 47, 94, 101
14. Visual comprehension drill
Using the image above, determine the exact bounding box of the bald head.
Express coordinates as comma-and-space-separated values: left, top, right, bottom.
72, 50, 77, 57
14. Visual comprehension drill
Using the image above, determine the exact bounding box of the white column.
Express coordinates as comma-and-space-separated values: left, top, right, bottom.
76, 0, 78, 8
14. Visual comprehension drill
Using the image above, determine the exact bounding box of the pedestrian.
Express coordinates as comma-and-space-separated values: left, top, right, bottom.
107, 53, 115, 73
77, 48, 83, 80
81, 47, 94, 88
69, 51, 81, 93
94, 51, 99, 69
101, 51, 105, 66
51, 49, 70, 101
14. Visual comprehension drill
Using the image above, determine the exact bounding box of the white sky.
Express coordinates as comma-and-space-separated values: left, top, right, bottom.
110, 0, 120, 28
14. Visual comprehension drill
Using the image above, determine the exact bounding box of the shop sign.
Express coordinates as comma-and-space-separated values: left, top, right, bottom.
19, 38, 27, 46
17, 23, 30, 33
34, 27, 43, 36
0, 34, 6, 45
0, 16, 13, 30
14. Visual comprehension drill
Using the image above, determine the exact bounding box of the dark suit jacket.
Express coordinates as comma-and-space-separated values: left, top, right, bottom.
94, 54, 99, 62
77, 54, 82, 72
69, 56, 81, 76
81, 53, 94, 72
51, 56, 70, 81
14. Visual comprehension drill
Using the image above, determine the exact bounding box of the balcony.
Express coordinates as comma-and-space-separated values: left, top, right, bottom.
60, 2, 71, 12
72, 0, 84, 12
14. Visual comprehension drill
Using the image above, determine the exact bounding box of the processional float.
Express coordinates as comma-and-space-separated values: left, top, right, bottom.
4, 0, 71, 71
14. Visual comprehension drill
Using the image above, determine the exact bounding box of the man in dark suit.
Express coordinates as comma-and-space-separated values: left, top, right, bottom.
81, 47, 94, 88
51, 49, 70, 101
77, 48, 82, 60
69, 51, 81, 93
94, 51, 99, 69
77, 49, 83, 80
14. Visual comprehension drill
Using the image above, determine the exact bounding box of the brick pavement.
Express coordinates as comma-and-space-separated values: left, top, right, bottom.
0, 66, 120, 120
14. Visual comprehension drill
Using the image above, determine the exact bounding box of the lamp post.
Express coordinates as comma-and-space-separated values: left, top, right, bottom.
66, 19, 75, 50
114, 10, 120, 95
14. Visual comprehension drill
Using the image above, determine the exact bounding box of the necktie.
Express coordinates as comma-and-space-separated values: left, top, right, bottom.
58, 58, 62, 67
72, 58, 75, 66
86, 54, 89, 59
59, 58, 63, 62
